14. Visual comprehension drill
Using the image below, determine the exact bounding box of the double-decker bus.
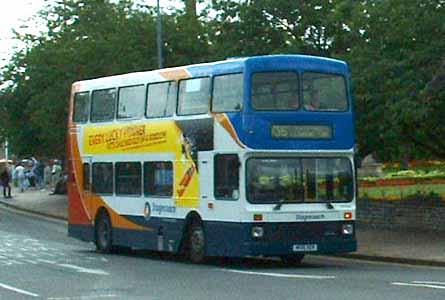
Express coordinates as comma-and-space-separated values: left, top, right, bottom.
67, 54, 356, 263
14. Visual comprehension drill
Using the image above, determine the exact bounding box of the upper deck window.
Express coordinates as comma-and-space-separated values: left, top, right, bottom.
212, 73, 243, 112
91, 88, 116, 122
147, 81, 176, 118
178, 77, 210, 115
251, 72, 299, 110
117, 85, 145, 119
303, 72, 348, 111
73, 92, 90, 123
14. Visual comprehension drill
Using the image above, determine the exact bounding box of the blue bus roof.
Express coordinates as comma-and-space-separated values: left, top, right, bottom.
187, 54, 349, 77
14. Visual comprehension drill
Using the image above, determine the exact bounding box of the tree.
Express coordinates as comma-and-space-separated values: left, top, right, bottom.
0, 0, 159, 157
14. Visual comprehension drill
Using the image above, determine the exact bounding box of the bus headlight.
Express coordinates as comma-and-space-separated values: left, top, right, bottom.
342, 224, 354, 235
252, 226, 264, 238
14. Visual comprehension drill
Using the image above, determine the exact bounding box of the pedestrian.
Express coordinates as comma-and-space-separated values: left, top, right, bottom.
50, 160, 62, 194
43, 160, 52, 190
14, 163, 26, 193
32, 158, 44, 189
0, 165, 12, 198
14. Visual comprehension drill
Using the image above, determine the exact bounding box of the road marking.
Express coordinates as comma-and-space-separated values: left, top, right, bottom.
37, 259, 58, 264
0, 282, 39, 297
412, 281, 445, 285
392, 282, 445, 290
48, 294, 117, 300
36, 259, 109, 275
57, 264, 109, 275
220, 269, 335, 279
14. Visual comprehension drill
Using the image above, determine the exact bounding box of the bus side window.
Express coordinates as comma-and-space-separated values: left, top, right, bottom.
144, 162, 173, 197
178, 77, 210, 115
91, 88, 116, 122
212, 73, 243, 112
83, 163, 90, 192
73, 92, 90, 123
147, 81, 176, 118
214, 154, 239, 200
118, 85, 145, 119
115, 162, 142, 196
92, 162, 114, 195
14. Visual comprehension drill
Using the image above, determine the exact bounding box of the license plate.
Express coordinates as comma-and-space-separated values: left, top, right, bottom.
292, 244, 318, 252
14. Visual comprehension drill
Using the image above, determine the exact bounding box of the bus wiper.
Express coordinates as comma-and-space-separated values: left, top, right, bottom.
273, 199, 286, 211
326, 202, 334, 210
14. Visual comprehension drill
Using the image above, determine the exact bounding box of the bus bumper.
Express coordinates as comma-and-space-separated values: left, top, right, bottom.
205, 221, 357, 257
240, 237, 357, 256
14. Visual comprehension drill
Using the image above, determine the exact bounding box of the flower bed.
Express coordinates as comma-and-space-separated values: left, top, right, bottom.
359, 177, 445, 187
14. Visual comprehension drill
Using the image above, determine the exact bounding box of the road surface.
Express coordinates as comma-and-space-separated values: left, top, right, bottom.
0, 206, 444, 300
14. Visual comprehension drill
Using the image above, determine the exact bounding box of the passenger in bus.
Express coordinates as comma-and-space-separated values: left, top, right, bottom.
304, 89, 321, 110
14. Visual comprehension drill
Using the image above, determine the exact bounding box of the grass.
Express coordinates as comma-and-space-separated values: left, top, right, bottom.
359, 183, 445, 200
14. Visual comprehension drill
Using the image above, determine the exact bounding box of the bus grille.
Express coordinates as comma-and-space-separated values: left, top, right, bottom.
262, 222, 343, 241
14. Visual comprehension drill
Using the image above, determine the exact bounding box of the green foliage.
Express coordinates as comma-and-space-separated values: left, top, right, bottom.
0, 0, 444, 161
1, 0, 160, 157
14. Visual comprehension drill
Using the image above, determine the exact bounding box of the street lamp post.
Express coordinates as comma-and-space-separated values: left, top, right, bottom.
156, 0, 164, 69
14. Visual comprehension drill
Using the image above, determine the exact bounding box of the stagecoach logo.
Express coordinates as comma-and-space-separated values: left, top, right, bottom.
144, 202, 151, 221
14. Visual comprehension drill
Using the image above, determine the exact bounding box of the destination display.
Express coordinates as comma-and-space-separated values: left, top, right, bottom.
271, 124, 332, 139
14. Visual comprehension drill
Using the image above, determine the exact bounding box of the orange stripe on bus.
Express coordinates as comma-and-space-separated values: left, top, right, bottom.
159, 68, 190, 81
214, 113, 246, 149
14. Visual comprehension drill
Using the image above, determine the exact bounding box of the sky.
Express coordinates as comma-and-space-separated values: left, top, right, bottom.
0, 0, 185, 68
0, 0, 46, 66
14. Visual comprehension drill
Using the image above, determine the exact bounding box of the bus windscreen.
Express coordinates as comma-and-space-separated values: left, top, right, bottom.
246, 157, 353, 204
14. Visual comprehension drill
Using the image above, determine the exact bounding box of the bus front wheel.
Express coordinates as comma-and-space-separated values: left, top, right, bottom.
188, 222, 206, 263
95, 211, 113, 253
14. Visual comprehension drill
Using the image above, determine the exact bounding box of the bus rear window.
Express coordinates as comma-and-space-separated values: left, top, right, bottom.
303, 72, 347, 111
251, 72, 299, 110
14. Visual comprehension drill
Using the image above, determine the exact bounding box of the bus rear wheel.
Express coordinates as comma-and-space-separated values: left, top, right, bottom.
188, 222, 206, 263
95, 211, 113, 253
281, 254, 305, 265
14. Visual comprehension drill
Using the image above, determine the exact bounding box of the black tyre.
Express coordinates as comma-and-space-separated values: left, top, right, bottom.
188, 222, 206, 263
95, 211, 113, 253
281, 254, 305, 265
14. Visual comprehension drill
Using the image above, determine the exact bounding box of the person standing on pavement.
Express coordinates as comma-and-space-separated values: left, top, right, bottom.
14, 163, 26, 193
32, 158, 44, 189
50, 160, 62, 194
43, 160, 52, 190
0, 165, 12, 198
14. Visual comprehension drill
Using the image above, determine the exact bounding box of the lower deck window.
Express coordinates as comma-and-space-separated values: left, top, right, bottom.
92, 162, 113, 195
83, 163, 90, 191
144, 162, 173, 197
116, 162, 141, 196
247, 158, 353, 204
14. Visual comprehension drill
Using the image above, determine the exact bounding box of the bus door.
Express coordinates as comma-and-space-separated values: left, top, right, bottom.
210, 154, 241, 217
198, 152, 213, 211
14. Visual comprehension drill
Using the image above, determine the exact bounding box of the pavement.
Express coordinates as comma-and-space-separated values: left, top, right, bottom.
1, 186, 445, 267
